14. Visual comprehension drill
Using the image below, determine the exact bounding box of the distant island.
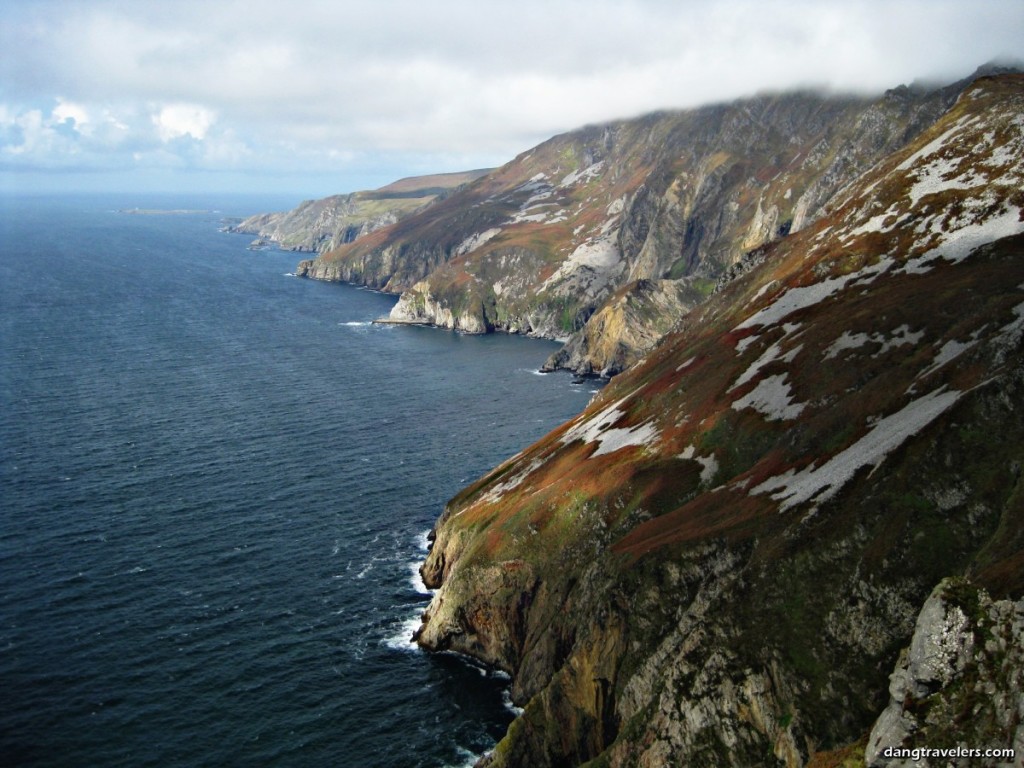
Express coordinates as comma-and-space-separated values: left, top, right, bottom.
117, 208, 213, 215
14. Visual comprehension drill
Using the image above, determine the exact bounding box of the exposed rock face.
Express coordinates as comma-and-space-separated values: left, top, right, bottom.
866, 579, 1024, 767
228, 169, 491, 253
295, 72, 989, 374
540, 278, 707, 375
386, 279, 493, 334
415, 74, 1024, 767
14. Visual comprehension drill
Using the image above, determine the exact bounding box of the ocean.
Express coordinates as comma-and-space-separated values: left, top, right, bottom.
0, 194, 599, 767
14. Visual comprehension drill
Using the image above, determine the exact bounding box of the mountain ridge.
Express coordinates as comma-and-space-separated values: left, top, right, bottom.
227, 168, 491, 253
413, 72, 1024, 767
290, 71, 1001, 377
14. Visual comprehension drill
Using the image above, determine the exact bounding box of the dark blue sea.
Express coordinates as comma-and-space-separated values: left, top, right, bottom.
0, 194, 599, 767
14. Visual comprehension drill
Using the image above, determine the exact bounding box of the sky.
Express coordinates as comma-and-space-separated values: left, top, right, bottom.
1, 0, 1021, 198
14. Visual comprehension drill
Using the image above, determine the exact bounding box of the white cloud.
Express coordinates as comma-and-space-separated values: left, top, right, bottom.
1, 0, 1021, 192
152, 104, 215, 142
52, 99, 91, 132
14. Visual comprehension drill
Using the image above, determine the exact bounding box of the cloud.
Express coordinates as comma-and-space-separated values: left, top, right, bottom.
152, 104, 215, 142
1, 0, 1021, 192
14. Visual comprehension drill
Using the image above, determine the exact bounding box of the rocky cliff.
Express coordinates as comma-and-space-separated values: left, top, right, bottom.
415, 74, 1024, 767
865, 579, 1023, 767
291, 71, 1009, 376
229, 169, 490, 253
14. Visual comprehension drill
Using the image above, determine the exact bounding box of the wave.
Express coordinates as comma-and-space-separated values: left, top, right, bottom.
340, 321, 372, 327
415, 529, 431, 551
445, 747, 488, 768
409, 560, 432, 595
382, 615, 422, 652
355, 563, 374, 579
409, 529, 433, 594
502, 688, 524, 716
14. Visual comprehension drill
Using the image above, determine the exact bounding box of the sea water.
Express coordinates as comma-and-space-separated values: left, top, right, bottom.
0, 194, 599, 767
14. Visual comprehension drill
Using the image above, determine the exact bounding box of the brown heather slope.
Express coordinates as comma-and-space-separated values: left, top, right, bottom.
414, 74, 1024, 767
294, 71, 998, 371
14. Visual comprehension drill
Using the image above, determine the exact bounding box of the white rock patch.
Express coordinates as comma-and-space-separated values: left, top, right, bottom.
606, 196, 625, 216
845, 211, 899, 239
823, 325, 924, 360
922, 205, 1024, 265
736, 257, 892, 331
590, 421, 660, 458
751, 387, 963, 510
558, 161, 604, 188
733, 341, 802, 389
679, 446, 721, 484
478, 458, 545, 505
559, 393, 659, 458
541, 234, 625, 299
995, 300, 1024, 358
455, 228, 502, 256
731, 374, 806, 421
752, 280, 779, 302
916, 338, 980, 380
895, 115, 980, 172
560, 396, 631, 447
511, 210, 566, 225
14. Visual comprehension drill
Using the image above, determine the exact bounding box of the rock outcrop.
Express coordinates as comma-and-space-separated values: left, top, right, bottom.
540, 278, 708, 375
415, 74, 1024, 767
866, 579, 1024, 767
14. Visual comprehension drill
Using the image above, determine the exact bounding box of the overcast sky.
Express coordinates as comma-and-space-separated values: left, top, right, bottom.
1, 0, 1021, 197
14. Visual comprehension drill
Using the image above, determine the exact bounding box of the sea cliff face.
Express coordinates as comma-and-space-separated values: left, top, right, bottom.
415, 74, 1024, 767
292, 73, 992, 373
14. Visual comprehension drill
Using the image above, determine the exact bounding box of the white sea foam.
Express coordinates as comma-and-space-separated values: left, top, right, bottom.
415, 529, 431, 551
503, 688, 525, 716
382, 615, 423, 652
409, 560, 432, 595
444, 747, 487, 768
340, 321, 371, 327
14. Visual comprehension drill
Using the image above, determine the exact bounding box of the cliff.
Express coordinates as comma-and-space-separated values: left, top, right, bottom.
415, 74, 1024, 767
229, 169, 491, 253
292, 72, 1001, 376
